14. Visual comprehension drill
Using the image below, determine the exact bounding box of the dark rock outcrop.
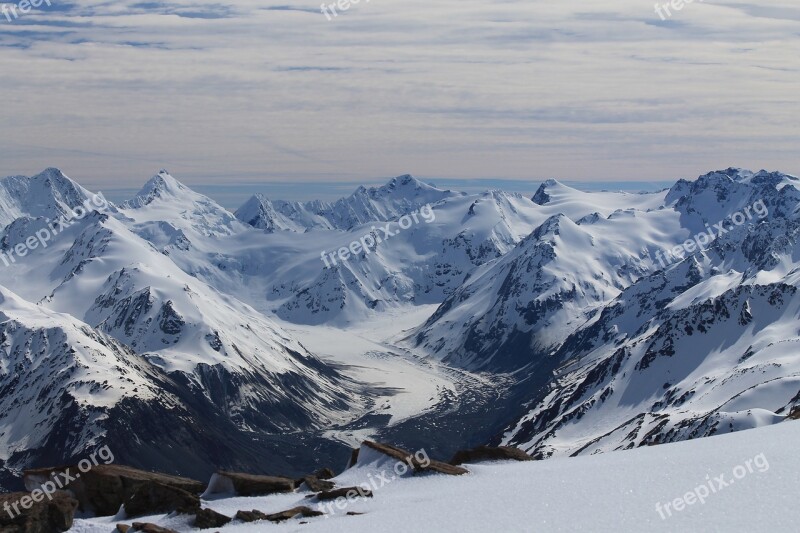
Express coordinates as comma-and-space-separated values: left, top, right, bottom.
123, 481, 200, 518
449, 446, 533, 465
313, 467, 335, 480
236, 506, 323, 523
194, 508, 232, 529
23, 465, 204, 517
203, 471, 295, 497
315, 486, 373, 500
0, 491, 78, 533
362, 441, 468, 476
265, 506, 324, 522
298, 475, 335, 492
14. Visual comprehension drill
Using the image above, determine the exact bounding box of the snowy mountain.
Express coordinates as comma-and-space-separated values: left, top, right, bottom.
2, 165, 800, 496
235, 175, 459, 233
498, 169, 800, 457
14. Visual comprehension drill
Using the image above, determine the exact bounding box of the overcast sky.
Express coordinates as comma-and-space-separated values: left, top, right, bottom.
0, 0, 798, 195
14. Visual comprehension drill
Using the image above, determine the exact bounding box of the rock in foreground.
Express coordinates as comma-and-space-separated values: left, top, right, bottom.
0, 491, 78, 533
449, 446, 533, 465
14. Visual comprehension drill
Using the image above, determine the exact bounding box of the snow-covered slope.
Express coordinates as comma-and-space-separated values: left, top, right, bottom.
500, 170, 800, 456
74, 419, 800, 532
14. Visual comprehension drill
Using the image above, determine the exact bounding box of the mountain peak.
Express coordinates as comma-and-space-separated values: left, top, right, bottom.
127, 170, 190, 207
532, 180, 564, 205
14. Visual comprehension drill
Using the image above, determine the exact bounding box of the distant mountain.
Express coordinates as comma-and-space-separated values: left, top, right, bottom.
235, 174, 459, 232
2, 165, 800, 488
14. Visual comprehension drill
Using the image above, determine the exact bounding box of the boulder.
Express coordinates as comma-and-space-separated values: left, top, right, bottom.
0, 490, 78, 533
313, 467, 335, 480
202, 471, 294, 498
194, 508, 232, 529
23, 465, 204, 517
130, 523, 179, 533
116, 525, 131, 533
297, 475, 335, 492
362, 441, 468, 476
236, 507, 323, 523
123, 481, 200, 518
265, 506, 323, 522
449, 446, 533, 466
315, 486, 372, 501
234, 509, 268, 523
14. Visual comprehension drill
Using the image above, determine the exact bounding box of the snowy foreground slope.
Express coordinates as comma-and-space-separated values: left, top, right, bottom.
74, 420, 800, 532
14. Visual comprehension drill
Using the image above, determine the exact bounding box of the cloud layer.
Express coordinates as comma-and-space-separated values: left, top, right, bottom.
1, 0, 798, 190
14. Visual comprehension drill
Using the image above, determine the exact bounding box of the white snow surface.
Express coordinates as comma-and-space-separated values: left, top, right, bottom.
73, 420, 800, 532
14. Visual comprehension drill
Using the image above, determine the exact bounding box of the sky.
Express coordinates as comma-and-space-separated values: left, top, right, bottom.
0, 0, 798, 198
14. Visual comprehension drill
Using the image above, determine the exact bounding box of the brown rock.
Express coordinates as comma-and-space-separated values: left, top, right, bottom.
194, 508, 232, 529
235, 506, 323, 523
205, 471, 294, 497
130, 523, 179, 533
23, 465, 204, 517
298, 475, 335, 492
123, 481, 200, 518
315, 486, 373, 501
0, 491, 78, 533
362, 441, 468, 476
234, 509, 268, 523
116, 525, 131, 533
313, 467, 336, 480
449, 446, 533, 466
265, 506, 323, 522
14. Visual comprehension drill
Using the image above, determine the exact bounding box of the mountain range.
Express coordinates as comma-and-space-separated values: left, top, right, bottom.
1, 166, 798, 491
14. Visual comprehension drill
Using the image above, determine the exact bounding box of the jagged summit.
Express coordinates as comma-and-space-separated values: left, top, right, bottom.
0, 167, 94, 226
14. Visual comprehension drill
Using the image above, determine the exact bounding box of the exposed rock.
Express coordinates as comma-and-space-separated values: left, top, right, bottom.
315, 486, 373, 501
194, 508, 232, 529
788, 405, 800, 420
362, 441, 468, 476
346, 448, 360, 469
265, 506, 323, 522
23, 465, 204, 517
313, 467, 335, 480
298, 475, 335, 492
130, 523, 179, 533
0, 491, 78, 533
236, 507, 323, 523
123, 481, 200, 518
116, 525, 131, 533
234, 509, 268, 523
347, 511, 365, 516
202, 471, 295, 497
449, 446, 533, 466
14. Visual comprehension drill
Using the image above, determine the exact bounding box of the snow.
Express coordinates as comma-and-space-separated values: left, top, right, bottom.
72, 420, 800, 532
